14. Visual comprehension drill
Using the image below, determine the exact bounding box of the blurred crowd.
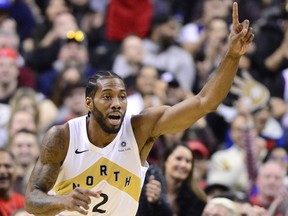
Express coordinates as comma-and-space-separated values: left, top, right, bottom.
1, 0, 288, 215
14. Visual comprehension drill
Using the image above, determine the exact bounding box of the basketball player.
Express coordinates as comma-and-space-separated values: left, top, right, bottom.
24, 2, 254, 215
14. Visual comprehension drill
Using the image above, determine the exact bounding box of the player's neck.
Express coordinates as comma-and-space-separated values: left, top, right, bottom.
86, 117, 117, 148
90, 133, 117, 148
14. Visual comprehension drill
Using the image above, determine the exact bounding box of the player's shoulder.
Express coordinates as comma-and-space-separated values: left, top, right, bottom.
46, 122, 69, 137
40, 123, 70, 163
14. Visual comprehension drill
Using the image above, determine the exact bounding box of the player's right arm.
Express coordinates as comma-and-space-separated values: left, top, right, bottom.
24, 124, 100, 216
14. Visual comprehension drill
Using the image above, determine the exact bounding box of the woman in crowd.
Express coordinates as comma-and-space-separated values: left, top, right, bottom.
161, 142, 206, 216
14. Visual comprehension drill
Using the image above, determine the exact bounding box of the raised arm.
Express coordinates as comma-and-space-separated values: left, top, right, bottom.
150, 2, 254, 136
24, 124, 100, 215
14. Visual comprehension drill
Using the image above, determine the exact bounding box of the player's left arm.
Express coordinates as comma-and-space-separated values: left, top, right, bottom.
150, 2, 254, 137
133, 2, 254, 164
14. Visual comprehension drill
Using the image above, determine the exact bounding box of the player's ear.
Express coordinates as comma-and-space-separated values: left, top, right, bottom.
85, 97, 93, 111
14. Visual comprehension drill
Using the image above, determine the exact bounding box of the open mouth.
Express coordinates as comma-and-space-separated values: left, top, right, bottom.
108, 113, 122, 125
0, 176, 9, 184
108, 115, 121, 120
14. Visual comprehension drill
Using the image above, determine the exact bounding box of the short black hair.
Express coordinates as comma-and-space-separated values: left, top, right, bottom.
85, 71, 125, 117
85, 70, 124, 98
204, 183, 230, 195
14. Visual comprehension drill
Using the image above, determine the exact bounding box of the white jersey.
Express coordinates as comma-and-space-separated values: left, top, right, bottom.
49, 114, 149, 216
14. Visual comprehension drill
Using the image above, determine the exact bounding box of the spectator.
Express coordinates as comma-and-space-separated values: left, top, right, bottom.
178, 0, 232, 58
204, 183, 230, 201
0, 149, 24, 216
0, 29, 19, 50
7, 129, 40, 195
148, 128, 191, 165
191, 17, 230, 94
8, 88, 40, 130
207, 113, 259, 193
36, 29, 96, 98
37, 11, 78, 49
31, 0, 71, 47
51, 66, 83, 107
9, 87, 58, 133
0, 29, 36, 88
253, 103, 284, 149
0, 48, 20, 104
202, 197, 239, 216
250, 161, 288, 215
28, 9, 79, 72
0, 47, 38, 116
269, 96, 288, 146
251, 5, 288, 97
137, 165, 173, 216
161, 142, 206, 216
126, 65, 167, 115
188, 117, 219, 155
164, 78, 190, 106
0, 110, 37, 148
151, 127, 212, 166
112, 34, 144, 79
264, 146, 288, 171
214, 191, 268, 215
53, 80, 87, 125
68, 0, 104, 36
69, 0, 106, 70
0, 0, 36, 42
187, 140, 210, 188
263, 146, 288, 186
143, 14, 196, 91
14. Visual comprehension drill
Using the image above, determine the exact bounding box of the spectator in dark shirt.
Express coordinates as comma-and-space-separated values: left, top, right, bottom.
137, 165, 173, 216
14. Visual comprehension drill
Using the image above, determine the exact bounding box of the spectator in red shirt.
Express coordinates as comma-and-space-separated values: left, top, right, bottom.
106, 0, 153, 41
250, 161, 288, 216
0, 149, 24, 216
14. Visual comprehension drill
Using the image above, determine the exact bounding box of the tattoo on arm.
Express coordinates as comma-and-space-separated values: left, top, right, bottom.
32, 162, 60, 193
37, 126, 67, 191
26, 126, 68, 213
41, 126, 66, 161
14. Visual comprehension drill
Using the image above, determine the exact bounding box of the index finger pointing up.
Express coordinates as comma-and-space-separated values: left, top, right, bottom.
232, 1, 240, 25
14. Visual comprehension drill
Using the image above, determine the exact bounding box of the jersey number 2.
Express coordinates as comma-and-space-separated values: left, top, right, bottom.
92, 193, 108, 213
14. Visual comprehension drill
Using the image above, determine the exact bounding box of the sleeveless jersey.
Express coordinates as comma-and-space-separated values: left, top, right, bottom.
49, 114, 149, 216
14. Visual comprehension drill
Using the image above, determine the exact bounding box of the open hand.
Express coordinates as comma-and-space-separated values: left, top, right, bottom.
230, 70, 270, 112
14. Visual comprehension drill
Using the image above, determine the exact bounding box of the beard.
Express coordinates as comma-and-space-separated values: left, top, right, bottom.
91, 103, 124, 134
